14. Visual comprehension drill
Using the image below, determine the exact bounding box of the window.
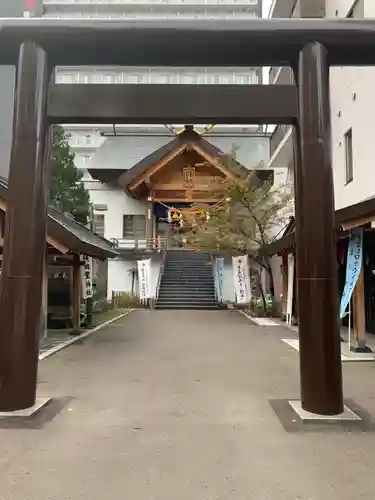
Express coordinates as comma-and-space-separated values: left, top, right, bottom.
123, 215, 146, 238
344, 128, 353, 184
93, 214, 105, 238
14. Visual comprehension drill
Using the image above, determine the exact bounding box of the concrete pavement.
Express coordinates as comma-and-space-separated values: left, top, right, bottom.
1, 309, 375, 499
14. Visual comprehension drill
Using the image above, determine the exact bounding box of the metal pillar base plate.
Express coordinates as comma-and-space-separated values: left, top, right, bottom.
0, 398, 51, 418
350, 345, 373, 354
288, 400, 361, 422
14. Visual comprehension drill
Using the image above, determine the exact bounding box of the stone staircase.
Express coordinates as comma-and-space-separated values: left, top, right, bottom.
155, 251, 219, 310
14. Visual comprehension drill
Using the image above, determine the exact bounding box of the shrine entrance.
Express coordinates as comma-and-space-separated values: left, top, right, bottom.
0, 18, 373, 416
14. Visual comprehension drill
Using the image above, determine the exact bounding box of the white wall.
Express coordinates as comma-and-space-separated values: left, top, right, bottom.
325, 0, 359, 16
85, 181, 147, 241
108, 259, 135, 299
270, 254, 283, 302
107, 256, 162, 300
222, 259, 235, 303
327, 0, 375, 210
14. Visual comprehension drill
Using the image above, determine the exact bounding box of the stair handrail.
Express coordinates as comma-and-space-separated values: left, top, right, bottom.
154, 243, 169, 308
210, 252, 219, 304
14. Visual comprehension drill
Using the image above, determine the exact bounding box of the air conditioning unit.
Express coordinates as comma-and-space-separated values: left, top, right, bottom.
93, 204, 108, 212
270, 167, 289, 188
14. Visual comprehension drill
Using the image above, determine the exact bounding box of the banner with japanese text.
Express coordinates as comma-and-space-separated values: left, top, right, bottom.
232, 255, 251, 305
214, 257, 225, 303
81, 255, 93, 299
339, 228, 363, 318
137, 259, 152, 300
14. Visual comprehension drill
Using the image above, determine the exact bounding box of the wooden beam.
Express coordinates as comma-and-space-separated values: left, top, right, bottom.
47, 235, 70, 254
71, 253, 81, 335
40, 255, 48, 339
281, 254, 288, 317
152, 197, 221, 203
352, 267, 371, 352
48, 84, 298, 125
128, 144, 187, 192
1, 19, 375, 67
342, 214, 375, 231
190, 143, 236, 180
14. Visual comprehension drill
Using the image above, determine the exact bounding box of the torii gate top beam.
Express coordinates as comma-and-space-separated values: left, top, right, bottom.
0, 18, 374, 67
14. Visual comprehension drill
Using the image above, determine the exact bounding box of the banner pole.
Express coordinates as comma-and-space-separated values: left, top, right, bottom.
348, 298, 351, 350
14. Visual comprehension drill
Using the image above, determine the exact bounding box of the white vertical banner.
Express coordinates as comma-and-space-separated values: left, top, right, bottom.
214, 257, 225, 302
81, 255, 93, 299
286, 254, 294, 324
137, 258, 152, 300
232, 255, 251, 304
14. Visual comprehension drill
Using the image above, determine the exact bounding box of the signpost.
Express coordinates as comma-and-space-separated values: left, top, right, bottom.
81, 255, 93, 300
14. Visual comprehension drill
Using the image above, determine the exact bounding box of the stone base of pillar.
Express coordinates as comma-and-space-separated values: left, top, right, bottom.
0, 398, 51, 418
288, 400, 361, 421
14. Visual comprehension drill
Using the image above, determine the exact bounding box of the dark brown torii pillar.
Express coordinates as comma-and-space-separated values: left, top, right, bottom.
294, 42, 343, 415
0, 41, 50, 411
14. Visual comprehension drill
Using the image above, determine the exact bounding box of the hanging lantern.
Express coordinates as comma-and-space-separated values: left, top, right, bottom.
167, 210, 172, 223
206, 212, 210, 221
179, 213, 184, 227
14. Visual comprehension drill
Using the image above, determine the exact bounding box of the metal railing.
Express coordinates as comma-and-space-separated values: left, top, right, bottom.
111, 237, 168, 252
210, 253, 219, 304
154, 243, 169, 308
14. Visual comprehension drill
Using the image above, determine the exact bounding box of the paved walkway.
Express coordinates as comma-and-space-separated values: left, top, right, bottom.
1, 309, 375, 499
39, 330, 73, 355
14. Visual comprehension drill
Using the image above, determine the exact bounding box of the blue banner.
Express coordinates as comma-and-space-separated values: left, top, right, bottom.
339, 228, 363, 318
214, 258, 224, 303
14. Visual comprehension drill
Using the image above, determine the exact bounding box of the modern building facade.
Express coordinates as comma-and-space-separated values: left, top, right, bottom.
269, 0, 375, 340
0, 0, 43, 179
43, 0, 264, 181
39, 0, 273, 301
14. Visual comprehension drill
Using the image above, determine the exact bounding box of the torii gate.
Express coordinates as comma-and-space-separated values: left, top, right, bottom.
0, 18, 372, 415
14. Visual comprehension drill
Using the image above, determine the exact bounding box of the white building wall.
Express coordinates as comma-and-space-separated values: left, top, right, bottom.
86, 181, 147, 241
107, 256, 162, 300
327, 0, 374, 210
270, 0, 373, 212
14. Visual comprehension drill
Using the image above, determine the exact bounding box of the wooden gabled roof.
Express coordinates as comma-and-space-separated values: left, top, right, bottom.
0, 177, 118, 260
266, 195, 375, 256
89, 127, 272, 195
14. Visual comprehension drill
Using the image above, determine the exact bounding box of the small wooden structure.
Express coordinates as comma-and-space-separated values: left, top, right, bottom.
267, 196, 375, 350
0, 177, 118, 335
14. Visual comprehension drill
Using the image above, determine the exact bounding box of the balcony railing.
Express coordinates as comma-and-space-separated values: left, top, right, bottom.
43, 0, 260, 5
270, 124, 291, 157
111, 237, 168, 252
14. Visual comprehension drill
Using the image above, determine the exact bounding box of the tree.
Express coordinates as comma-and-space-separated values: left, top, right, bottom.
49, 125, 90, 224
185, 165, 293, 312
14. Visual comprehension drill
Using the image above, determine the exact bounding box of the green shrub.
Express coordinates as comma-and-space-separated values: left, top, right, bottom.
111, 291, 148, 309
